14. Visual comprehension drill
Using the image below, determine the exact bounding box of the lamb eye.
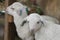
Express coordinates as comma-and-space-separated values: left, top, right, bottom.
37, 21, 40, 24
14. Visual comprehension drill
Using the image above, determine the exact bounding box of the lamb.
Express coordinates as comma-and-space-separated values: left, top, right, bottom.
35, 18, 60, 40
6, 2, 30, 17
6, 2, 34, 40
22, 13, 60, 40
6, 2, 30, 29
21, 13, 43, 33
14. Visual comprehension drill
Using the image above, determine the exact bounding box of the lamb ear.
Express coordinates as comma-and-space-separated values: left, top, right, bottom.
39, 17, 44, 24
21, 20, 27, 26
21, 17, 28, 26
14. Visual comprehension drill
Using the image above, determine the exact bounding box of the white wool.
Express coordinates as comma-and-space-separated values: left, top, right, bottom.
6, 2, 33, 40
35, 20, 60, 40
6, 2, 28, 28
6, 2, 28, 17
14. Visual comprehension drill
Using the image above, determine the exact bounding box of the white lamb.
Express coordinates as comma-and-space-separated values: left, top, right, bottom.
6, 2, 30, 17
21, 13, 43, 33
22, 13, 60, 40
6, 2, 34, 40
35, 18, 60, 40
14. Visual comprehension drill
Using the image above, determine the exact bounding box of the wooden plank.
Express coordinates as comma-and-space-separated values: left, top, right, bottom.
4, 0, 9, 40
4, 0, 17, 40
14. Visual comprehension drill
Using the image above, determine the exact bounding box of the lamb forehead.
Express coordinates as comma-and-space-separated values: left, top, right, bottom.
27, 13, 41, 21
